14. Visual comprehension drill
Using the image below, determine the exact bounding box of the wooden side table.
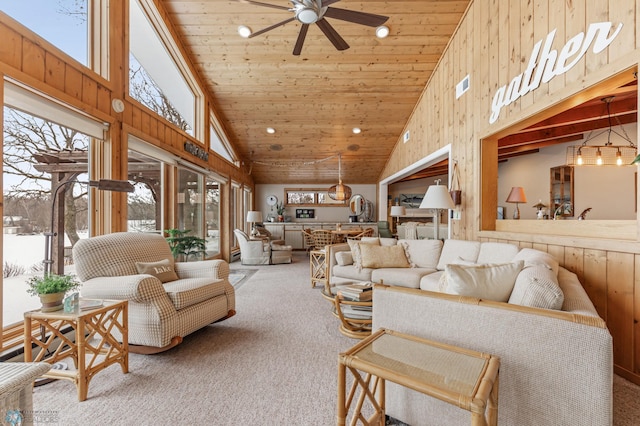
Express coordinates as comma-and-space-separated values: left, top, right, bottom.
24, 299, 129, 401
338, 328, 500, 426
310, 249, 328, 289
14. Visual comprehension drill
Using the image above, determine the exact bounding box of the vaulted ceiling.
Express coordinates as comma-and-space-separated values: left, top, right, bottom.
161, 0, 471, 184
161, 1, 637, 185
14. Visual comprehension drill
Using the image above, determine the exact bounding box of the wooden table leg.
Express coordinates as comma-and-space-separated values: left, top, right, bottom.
487, 373, 499, 426
337, 360, 346, 426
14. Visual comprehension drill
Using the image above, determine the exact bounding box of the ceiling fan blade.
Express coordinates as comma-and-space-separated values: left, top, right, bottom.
315, 19, 349, 51
237, 0, 290, 11
249, 17, 296, 38
321, 0, 342, 6
323, 7, 389, 27
293, 24, 309, 56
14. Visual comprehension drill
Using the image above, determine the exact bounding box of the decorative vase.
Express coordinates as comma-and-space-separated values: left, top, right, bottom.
278, 215, 284, 222
39, 292, 65, 312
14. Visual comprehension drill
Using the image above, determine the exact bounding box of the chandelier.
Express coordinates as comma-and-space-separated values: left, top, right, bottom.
328, 153, 352, 201
566, 96, 637, 166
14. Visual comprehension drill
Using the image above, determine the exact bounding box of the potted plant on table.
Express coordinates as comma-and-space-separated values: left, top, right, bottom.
26, 274, 81, 312
276, 201, 286, 222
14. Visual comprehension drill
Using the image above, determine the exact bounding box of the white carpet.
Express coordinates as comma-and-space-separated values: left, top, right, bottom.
30, 252, 640, 425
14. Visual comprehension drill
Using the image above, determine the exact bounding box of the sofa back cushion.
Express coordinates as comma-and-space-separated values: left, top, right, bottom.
73, 232, 174, 281
513, 248, 559, 275
360, 244, 410, 269
398, 239, 443, 268
436, 239, 481, 270
440, 261, 524, 302
335, 251, 353, 266
508, 265, 564, 310
476, 242, 519, 264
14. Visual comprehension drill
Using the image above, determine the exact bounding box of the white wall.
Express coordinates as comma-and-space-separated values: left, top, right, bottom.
498, 125, 637, 220
255, 184, 377, 223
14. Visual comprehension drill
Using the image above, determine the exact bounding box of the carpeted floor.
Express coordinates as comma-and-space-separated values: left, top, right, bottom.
30, 252, 640, 425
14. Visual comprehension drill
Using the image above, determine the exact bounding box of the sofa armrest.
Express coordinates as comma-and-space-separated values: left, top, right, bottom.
175, 259, 230, 280
80, 275, 168, 303
372, 284, 612, 426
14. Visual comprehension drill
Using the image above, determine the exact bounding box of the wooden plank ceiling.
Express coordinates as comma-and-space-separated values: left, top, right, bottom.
161, 0, 471, 184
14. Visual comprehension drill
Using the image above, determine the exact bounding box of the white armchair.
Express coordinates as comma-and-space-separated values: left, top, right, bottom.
234, 229, 292, 265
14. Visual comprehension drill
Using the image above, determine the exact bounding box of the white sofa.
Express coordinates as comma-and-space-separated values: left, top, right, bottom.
396, 222, 448, 240
327, 238, 613, 425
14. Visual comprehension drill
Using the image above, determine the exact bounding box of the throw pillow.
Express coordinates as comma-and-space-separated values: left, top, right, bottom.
440, 261, 524, 302
399, 239, 443, 269
513, 248, 559, 275
359, 244, 410, 269
335, 251, 354, 266
348, 238, 380, 271
135, 258, 179, 283
508, 265, 564, 310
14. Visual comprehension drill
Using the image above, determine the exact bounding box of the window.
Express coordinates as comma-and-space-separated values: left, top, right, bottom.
210, 112, 236, 164
3, 82, 106, 332
177, 168, 203, 238
285, 188, 347, 206
205, 178, 220, 256
127, 150, 163, 233
0, 1, 89, 66
129, 0, 199, 136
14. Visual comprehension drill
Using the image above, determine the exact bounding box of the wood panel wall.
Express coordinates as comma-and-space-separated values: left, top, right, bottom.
380, 1, 640, 384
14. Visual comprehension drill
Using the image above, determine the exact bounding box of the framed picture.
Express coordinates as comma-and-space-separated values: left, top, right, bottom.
399, 193, 424, 209
497, 206, 505, 220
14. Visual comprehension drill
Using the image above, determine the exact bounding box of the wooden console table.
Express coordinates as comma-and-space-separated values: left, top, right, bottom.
337, 328, 500, 425
24, 299, 128, 401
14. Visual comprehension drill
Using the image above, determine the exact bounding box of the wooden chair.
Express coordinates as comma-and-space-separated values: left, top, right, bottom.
302, 228, 315, 254
349, 227, 375, 241
312, 229, 335, 251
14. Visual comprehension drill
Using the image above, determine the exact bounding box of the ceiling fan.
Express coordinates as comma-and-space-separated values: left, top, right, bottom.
239, 0, 389, 55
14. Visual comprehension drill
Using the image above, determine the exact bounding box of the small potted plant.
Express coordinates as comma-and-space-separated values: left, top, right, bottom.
26, 274, 81, 312
165, 228, 207, 261
276, 201, 286, 222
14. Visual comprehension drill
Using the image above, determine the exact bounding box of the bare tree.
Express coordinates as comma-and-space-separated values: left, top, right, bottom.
3, 107, 89, 244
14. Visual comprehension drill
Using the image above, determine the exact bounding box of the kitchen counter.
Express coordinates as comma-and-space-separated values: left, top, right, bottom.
263, 222, 378, 249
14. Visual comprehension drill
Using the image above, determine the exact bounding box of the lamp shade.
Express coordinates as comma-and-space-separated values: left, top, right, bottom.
246, 211, 263, 223
390, 206, 406, 217
506, 187, 527, 203
419, 185, 455, 210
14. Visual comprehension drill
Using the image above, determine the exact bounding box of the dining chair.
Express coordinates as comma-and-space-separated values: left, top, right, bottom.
312, 229, 335, 251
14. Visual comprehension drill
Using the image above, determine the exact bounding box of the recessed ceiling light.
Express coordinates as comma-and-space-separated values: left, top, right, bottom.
352, 127, 361, 134
375, 25, 389, 39
270, 144, 283, 151
266, 127, 275, 134
238, 25, 252, 38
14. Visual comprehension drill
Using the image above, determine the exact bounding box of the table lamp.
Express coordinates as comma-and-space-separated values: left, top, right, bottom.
419, 180, 454, 240
246, 211, 263, 237
506, 187, 527, 220
390, 205, 406, 230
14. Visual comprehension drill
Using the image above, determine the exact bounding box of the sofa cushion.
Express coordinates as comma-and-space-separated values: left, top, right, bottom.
360, 244, 410, 269
513, 248, 559, 275
440, 261, 524, 302
335, 251, 353, 266
508, 265, 564, 310
372, 267, 435, 289
419, 270, 444, 291
476, 242, 519, 264
162, 277, 228, 310
437, 239, 481, 270
348, 238, 380, 271
332, 265, 374, 282
135, 258, 179, 283
399, 239, 442, 268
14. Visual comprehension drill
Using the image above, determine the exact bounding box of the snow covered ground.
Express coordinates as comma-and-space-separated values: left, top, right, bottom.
3, 233, 81, 325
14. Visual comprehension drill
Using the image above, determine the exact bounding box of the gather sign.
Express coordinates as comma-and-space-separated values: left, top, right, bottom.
489, 21, 623, 124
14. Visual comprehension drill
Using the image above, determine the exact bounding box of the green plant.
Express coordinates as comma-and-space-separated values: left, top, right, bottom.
26, 274, 80, 296
165, 229, 207, 261
276, 201, 285, 216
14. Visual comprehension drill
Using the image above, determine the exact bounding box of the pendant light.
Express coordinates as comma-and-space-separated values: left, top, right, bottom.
328, 153, 352, 201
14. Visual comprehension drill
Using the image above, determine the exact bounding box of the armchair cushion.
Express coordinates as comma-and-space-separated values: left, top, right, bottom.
163, 278, 228, 310
135, 259, 179, 283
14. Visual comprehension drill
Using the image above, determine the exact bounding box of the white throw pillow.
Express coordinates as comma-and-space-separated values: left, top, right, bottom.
398, 239, 442, 269
508, 265, 564, 310
335, 251, 353, 266
440, 261, 524, 302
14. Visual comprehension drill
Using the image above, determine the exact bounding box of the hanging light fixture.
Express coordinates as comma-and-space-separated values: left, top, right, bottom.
328, 153, 352, 201
566, 96, 637, 166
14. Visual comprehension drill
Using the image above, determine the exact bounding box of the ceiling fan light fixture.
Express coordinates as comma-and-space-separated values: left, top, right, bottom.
297, 8, 319, 24
375, 25, 389, 38
237, 25, 252, 38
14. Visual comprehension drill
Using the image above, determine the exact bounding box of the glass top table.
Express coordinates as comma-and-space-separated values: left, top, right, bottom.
337, 328, 500, 425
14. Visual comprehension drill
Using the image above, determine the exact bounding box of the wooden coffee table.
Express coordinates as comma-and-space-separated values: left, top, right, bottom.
337, 328, 500, 425
321, 283, 373, 339
24, 299, 128, 401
